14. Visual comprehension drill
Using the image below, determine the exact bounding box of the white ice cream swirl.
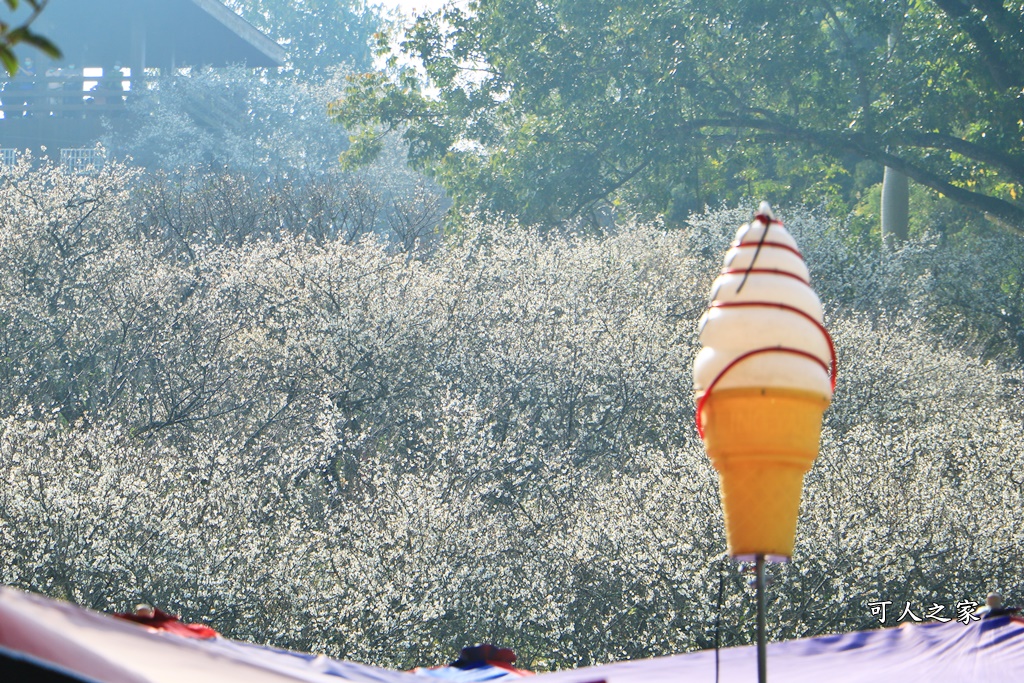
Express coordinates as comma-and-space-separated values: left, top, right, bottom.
692, 202, 834, 399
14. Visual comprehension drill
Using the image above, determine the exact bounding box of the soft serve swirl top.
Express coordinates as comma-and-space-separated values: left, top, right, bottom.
692, 203, 833, 399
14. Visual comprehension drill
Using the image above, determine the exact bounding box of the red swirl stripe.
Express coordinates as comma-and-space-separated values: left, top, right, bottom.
730, 240, 805, 260
719, 267, 811, 286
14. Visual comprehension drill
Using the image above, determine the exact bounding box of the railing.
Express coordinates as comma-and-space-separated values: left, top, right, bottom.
0, 75, 128, 117
60, 148, 105, 173
0, 146, 105, 173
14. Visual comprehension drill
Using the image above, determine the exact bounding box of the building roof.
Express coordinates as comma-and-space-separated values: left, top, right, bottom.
32, 0, 285, 69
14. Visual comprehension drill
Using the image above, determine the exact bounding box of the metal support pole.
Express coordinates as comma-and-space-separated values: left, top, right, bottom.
756, 554, 767, 683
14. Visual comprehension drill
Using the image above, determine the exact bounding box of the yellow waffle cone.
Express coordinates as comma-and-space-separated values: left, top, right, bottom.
699, 387, 830, 559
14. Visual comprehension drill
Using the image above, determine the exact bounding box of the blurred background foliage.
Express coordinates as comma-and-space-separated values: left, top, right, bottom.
335, 0, 1024, 234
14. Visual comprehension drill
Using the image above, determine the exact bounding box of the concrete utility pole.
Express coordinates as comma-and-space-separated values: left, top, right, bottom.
881, 165, 909, 247
880, 31, 909, 248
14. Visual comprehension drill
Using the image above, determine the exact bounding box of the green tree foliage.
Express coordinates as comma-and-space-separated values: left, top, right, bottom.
334, 0, 1024, 230
224, 0, 384, 74
0, 0, 59, 75
2, 159, 1023, 666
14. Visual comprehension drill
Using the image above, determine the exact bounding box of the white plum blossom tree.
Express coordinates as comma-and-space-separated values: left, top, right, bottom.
1, 161, 1022, 669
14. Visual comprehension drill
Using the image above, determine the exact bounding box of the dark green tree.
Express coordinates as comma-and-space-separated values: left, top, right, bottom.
334, 0, 1024, 230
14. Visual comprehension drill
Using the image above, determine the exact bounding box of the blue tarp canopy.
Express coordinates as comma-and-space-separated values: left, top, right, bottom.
2, 586, 1023, 682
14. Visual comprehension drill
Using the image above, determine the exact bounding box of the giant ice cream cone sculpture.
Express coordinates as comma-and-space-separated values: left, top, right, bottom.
693, 203, 835, 560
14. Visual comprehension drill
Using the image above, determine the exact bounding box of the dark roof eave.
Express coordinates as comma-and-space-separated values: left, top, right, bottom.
190, 0, 287, 66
